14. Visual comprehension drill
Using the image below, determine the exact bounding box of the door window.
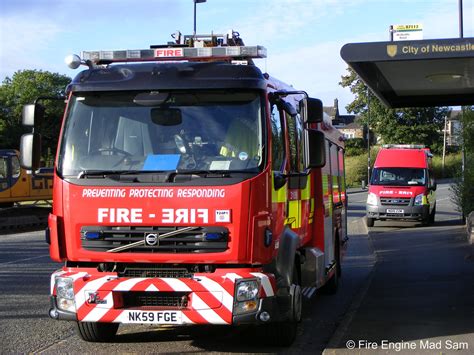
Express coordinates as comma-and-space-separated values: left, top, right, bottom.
11, 156, 21, 179
0, 157, 7, 180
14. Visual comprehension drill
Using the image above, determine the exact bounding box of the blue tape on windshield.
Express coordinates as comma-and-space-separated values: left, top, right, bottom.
143, 154, 180, 171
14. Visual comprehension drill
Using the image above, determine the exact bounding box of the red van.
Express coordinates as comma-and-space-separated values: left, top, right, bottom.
366, 145, 436, 227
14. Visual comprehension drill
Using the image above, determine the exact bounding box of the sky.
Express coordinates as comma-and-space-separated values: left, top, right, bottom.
0, 0, 473, 114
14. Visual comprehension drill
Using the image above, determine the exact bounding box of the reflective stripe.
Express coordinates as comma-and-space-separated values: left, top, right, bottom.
271, 172, 287, 203
301, 175, 311, 200
422, 195, 428, 205
287, 200, 301, 228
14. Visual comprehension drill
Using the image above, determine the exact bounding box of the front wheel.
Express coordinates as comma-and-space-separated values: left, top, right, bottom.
429, 204, 436, 224
259, 270, 301, 346
366, 217, 375, 227
260, 319, 297, 347
75, 321, 119, 342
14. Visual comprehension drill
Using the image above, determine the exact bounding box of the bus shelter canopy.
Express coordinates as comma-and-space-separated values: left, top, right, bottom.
340, 37, 474, 108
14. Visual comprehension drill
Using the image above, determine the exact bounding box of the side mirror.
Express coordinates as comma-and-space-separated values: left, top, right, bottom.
305, 130, 326, 168
431, 179, 437, 191
273, 172, 287, 190
306, 98, 323, 124
20, 133, 42, 170
22, 103, 45, 127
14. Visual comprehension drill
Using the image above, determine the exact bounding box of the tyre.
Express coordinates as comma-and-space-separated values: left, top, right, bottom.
321, 265, 339, 295
421, 213, 430, 226
259, 269, 301, 346
75, 321, 119, 342
260, 319, 297, 346
366, 217, 375, 227
429, 204, 436, 224
322, 238, 340, 295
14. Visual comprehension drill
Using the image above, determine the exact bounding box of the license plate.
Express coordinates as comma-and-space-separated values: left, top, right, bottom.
387, 209, 404, 214
124, 310, 182, 324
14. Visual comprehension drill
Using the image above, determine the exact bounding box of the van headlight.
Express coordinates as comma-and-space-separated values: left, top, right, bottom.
55, 277, 76, 312
367, 192, 378, 206
414, 194, 424, 206
234, 279, 259, 315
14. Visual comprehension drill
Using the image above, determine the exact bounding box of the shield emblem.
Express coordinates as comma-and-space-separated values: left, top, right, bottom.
387, 45, 398, 57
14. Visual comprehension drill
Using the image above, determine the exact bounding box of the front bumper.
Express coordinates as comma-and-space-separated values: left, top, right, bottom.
49, 268, 279, 326
367, 204, 429, 221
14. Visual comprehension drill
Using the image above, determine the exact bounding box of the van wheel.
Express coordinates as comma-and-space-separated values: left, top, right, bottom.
422, 214, 430, 226
366, 217, 375, 227
75, 321, 119, 342
429, 204, 436, 224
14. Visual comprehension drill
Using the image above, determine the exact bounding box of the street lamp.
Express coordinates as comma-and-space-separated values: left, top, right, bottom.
193, 0, 207, 36
367, 87, 371, 187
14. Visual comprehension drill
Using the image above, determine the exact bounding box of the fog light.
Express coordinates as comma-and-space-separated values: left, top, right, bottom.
234, 300, 258, 315
259, 311, 270, 322
57, 297, 76, 312
49, 309, 59, 319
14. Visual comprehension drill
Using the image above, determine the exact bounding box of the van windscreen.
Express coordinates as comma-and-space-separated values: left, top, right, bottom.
370, 167, 426, 186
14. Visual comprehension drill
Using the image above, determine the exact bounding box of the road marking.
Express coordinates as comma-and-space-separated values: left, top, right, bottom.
0, 254, 50, 265
323, 231, 378, 354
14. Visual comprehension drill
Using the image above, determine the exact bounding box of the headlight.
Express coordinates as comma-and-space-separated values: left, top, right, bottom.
55, 277, 76, 312
367, 192, 378, 206
56, 277, 74, 300
236, 280, 259, 302
233, 279, 259, 315
414, 193, 424, 206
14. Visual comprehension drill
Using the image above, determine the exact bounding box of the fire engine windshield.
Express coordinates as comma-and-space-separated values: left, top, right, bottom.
370, 167, 427, 186
58, 91, 264, 177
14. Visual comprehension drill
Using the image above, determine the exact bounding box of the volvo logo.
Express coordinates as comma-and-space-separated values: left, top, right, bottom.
145, 233, 158, 246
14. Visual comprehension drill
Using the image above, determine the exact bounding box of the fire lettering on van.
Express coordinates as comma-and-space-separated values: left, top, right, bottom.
379, 190, 414, 196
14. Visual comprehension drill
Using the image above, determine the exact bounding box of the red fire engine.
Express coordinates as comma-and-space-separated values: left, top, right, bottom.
20, 31, 347, 345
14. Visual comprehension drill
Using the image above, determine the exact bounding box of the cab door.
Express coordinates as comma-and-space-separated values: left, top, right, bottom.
284, 102, 311, 243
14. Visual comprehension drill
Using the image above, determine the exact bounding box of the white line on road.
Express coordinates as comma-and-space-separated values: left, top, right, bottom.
0, 254, 50, 265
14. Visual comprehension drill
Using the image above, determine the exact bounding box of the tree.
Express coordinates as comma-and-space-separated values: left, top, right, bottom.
339, 67, 450, 153
0, 70, 71, 158
451, 106, 474, 217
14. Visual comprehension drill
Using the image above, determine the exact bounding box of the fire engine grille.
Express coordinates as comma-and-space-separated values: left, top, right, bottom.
380, 198, 411, 206
118, 267, 193, 279
117, 291, 189, 309
81, 226, 229, 253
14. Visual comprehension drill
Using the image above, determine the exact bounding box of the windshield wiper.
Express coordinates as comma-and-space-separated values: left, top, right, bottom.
77, 170, 124, 179
167, 169, 257, 182
77, 170, 170, 179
